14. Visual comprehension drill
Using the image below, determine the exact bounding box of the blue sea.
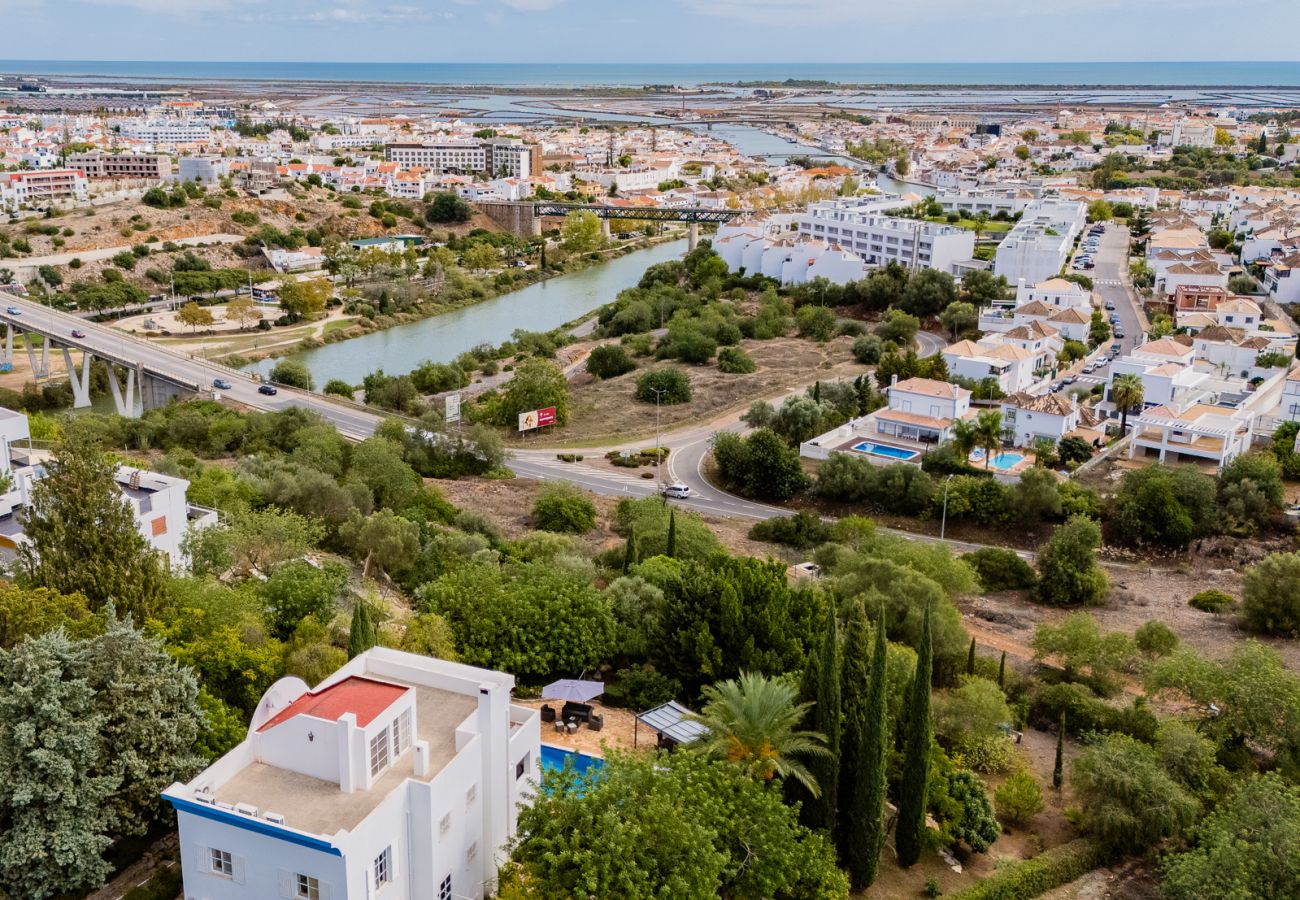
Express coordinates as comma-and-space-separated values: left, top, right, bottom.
3, 60, 1300, 87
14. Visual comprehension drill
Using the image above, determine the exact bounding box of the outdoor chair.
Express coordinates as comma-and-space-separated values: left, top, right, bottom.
587, 714, 604, 732
540, 704, 556, 723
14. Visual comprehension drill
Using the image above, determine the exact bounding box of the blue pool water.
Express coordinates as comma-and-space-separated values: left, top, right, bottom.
989, 453, 1026, 471
539, 744, 605, 777
851, 441, 920, 461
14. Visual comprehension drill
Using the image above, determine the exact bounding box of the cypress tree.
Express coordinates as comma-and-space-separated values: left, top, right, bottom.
813, 380, 822, 403
1053, 713, 1065, 791
966, 637, 976, 675
622, 525, 637, 573
896, 603, 934, 868
857, 604, 890, 889
348, 600, 378, 659
800, 610, 840, 834
998, 650, 1006, 689
837, 600, 871, 877
665, 509, 677, 558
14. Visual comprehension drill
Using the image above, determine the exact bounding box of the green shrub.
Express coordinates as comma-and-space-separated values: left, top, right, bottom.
1134, 620, 1179, 656
587, 343, 637, 379
532, 482, 597, 534
963, 547, 1036, 592
747, 510, 832, 549
123, 867, 184, 900
1027, 682, 1157, 742
994, 768, 1045, 827
603, 666, 681, 709
1188, 589, 1235, 613
852, 333, 884, 364
716, 346, 756, 374
946, 839, 1105, 900
230, 210, 259, 226
1241, 551, 1300, 637
323, 379, 355, 398
635, 368, 691, 404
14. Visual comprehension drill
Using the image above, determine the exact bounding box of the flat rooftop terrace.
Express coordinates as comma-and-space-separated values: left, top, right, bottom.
211, 679, 479, 836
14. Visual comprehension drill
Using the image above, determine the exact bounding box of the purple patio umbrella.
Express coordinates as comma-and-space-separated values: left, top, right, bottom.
542, 679, 604, 702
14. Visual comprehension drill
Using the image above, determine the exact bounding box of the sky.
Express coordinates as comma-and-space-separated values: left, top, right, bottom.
2, 0, 1297, 64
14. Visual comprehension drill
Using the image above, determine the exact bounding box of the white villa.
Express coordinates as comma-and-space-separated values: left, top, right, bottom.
163, 648, 542, 900
0, 406, 215, 568
800, 376, 972, 464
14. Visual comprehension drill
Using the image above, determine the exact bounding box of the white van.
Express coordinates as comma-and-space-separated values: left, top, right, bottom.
663, 483, 691, 499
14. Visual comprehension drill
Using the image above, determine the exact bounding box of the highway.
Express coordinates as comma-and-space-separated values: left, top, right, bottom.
0, 294, 384, 439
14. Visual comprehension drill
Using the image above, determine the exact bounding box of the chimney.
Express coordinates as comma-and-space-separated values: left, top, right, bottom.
890, 374, 899, 388
413, 740, 430, 778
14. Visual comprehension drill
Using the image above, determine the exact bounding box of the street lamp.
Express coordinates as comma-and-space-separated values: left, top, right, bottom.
940, 473, 955, 543
649, 386, 666, 470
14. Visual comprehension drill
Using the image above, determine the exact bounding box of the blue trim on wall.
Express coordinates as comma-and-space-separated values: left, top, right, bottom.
165, 796, 344, 857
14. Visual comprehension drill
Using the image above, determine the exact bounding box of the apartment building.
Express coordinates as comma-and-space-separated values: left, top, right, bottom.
994, 199, 1087, 285
117, 120, 212, 145
385, 139, 532, 178
0, 407, 215, 567
796, 197, 975, 275
0, 168, 89, 211
179, 156, 232, 185
163, 648, 541, 900
934, 187, 1033, 218
66, 150, 172, 181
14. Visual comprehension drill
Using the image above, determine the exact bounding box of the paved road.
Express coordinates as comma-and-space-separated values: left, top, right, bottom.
1081, 225, 1141, 370
0, 295, 383, 439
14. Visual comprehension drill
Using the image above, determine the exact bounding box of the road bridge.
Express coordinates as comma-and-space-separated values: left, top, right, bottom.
476, 201, 742, 249
0, 297, 382, 438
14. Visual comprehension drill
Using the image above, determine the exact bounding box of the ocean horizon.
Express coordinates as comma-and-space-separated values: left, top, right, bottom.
3, 59, 1300, 88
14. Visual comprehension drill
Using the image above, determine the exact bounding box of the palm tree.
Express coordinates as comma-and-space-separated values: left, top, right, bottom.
1112, 373, 1144, 437
692, 671, 831, 797
973, 409, 1004, 469
949, 417, 979, 462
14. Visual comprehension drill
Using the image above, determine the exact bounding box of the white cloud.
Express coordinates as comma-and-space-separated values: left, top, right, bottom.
77, 0, 237, 11
677, 0, 1222, 24
499, 0, 567, 10
304, 4, 436, 23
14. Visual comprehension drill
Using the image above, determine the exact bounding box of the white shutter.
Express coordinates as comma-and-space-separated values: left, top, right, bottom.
232, 854, 246, 885
194, 844, 209, 872
319, 881, 333, 900
278, 870, 295, 898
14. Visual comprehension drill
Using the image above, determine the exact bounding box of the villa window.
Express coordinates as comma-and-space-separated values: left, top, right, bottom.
295, 874, 321, 900
392, 710, 412, 755
369, 729, 391, 778
209, 848, 233, 878
439, 875, 453, 900
373, 847, 392, 890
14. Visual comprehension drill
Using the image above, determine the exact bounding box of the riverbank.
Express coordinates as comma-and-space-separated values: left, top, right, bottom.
240, 237, 693, 385
179, 230, 686, 373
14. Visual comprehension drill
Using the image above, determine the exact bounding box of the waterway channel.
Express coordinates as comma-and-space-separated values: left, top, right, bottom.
244, 239, 689, 386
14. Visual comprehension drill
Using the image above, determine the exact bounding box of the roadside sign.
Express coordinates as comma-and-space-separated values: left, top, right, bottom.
445, 392, 461, 423
517, 406, 557, 432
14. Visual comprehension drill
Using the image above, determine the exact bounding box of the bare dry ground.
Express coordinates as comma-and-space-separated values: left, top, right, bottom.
532, 334, 868, 448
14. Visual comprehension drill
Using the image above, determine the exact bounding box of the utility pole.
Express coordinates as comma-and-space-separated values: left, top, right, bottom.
940, 473, 954, 542
649, 387, 666, 470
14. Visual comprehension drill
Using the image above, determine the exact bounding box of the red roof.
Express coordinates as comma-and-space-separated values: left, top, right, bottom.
258, 676, 408, 732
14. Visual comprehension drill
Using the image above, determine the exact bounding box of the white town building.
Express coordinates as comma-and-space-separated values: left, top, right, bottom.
796, 197, 975, 276
994, 199, 1088, 285
164, 648, 542, 900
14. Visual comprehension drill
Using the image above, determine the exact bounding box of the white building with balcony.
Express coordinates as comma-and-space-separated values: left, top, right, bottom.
796, 197, 975, 275
942, 338, 1036, 394
800, 376, 973, 464
994, 199, 1087, 285
163, 648, 541, 900
0, 407, 215, 568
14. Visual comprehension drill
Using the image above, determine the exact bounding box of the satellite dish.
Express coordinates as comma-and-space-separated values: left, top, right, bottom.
248, 676, 311, 735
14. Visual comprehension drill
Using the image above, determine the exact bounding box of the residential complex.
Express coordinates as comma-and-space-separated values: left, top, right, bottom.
384, 139, 535, 178
163, 648, 541, 900
65, 150, 172, 181
796, 196, 976, 275
994, 199, 1088, 284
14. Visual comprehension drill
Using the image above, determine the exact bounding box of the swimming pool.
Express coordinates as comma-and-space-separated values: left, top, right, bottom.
988, 453, 1026, 471
539, 744, 605, 777
850, 441, 920, 462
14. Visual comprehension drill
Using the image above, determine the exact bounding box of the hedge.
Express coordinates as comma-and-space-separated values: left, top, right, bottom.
123, 866, 184, 900
946, 839, 1105, 900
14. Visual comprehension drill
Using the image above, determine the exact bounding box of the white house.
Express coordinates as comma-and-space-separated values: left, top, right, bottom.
998, 391, 1100, 448
942, 338, 1036, 394
1275, 368, 1300, 422
994, 199, 1087, 285
799, 377, 973, 464
1127, 402, 1255, 467
1013, 277, 1094, 314
163, 648, 542, 900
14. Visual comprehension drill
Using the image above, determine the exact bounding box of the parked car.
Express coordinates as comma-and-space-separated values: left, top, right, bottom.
663, 483, 691, 499
258, 384, 278, 396
1114, 329, 1126, 339
4, 307, 18, 316
70, 329, 86, 339
1104, 300, 1116, 310
212, 378, 232, 390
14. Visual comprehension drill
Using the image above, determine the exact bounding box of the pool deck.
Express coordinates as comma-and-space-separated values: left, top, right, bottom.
967, 450, 1037, 478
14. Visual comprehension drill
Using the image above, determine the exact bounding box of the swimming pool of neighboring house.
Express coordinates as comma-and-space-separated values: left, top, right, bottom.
850, 441, 921, 462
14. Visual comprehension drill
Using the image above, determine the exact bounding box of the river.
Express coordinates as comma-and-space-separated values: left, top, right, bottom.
245, 239, 689, 386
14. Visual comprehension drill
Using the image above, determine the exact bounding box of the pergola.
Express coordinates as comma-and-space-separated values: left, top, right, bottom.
634, 700, 708, 750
